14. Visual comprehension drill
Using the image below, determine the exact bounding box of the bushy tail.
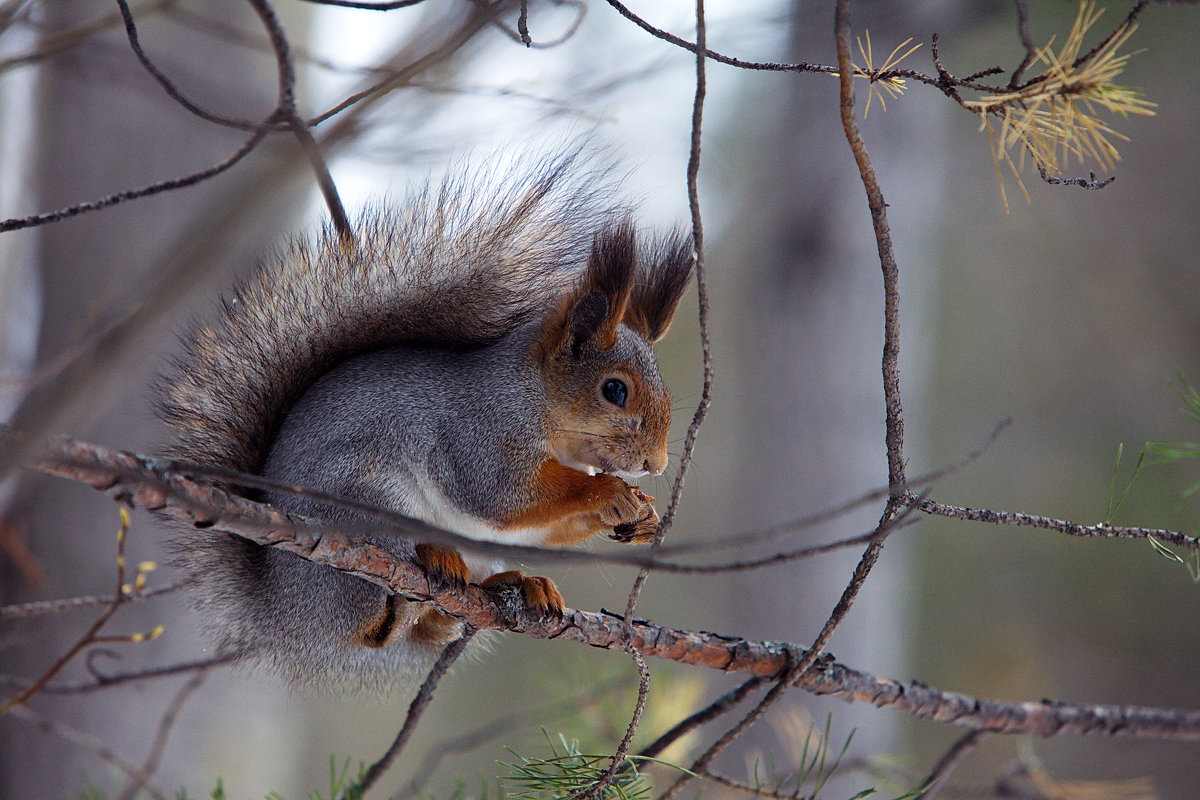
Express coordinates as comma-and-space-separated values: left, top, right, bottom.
157, 151, 624, 474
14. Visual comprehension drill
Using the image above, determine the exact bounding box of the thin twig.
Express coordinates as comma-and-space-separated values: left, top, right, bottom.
835, 0, 905, 490
243, 0, 355, 243
917, 730, 989, 799
0, 655, 235, 695
1069, 1, 1147, 73
906, 493, 1200, 549
0, 580, 188, 619
0, 125, 269, 234
1036, 163, 1115, 191
116, 670, 210, 800
638, 676, 766, 760
8, 706, 169, 800
603, 0, 833, 77
342, 628, 477, 800
115, 0, 261, 131
569, 649, 650, 800
1007, 0, 1037, 88
473, 0, 587, 49
0, 511, 134, 716
662, 417, 1010, 556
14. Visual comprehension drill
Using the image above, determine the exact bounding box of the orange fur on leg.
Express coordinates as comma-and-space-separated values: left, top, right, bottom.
414, 543, 469, 589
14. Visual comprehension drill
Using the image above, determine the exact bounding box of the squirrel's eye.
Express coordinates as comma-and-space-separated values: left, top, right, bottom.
602, 378, 628, 408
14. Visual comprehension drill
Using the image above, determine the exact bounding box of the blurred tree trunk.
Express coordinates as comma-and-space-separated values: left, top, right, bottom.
702, 0, 954, 774
0, 2, 306, 794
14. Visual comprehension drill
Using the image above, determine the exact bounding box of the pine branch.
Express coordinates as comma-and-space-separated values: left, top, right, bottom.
19, 436, 1200, 743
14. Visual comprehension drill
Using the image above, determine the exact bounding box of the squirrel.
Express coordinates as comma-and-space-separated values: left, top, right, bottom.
156, 152, 693, 690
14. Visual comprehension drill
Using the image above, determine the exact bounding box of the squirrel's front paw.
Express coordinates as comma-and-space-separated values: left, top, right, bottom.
594, 476, 656, 529
414, 543, 469, 590
610, 493, 660, 544
481, 570, 564, 617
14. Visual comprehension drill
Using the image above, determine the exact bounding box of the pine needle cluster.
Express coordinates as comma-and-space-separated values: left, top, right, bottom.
965, 1, 1156, 209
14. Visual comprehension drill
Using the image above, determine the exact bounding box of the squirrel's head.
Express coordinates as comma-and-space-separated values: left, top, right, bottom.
535, 221, 693, 479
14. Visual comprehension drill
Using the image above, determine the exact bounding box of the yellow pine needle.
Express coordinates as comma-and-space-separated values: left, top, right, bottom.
834, 30, 921, 118
965, 1, 1155, 210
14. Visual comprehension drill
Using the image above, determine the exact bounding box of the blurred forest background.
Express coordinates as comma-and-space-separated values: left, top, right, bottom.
1, 1, 1199, 798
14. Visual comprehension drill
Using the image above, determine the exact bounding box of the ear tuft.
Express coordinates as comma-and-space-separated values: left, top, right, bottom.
625, 231, 694, 342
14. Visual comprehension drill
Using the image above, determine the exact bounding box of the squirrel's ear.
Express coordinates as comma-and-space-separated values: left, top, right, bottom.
537, 220, 637, 360
569, 290, 611, 350
625, 231, 694, 343
536, 287, 611, 363
579, 220, 637, 348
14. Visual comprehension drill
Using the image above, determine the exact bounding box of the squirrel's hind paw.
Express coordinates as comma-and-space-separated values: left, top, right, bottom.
481, 570, 565, 617
414, 543, 470, 590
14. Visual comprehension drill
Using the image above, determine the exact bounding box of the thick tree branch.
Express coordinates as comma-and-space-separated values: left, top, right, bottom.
16, 437, 1200, 742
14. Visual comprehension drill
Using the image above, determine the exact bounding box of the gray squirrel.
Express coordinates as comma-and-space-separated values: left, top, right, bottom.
157, 153, 693, 690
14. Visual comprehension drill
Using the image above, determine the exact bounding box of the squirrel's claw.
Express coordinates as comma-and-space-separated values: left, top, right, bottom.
610, 501, 660, 544
481, 570, 565, 618
414, 543, 470, 591
595, 477, 657, 530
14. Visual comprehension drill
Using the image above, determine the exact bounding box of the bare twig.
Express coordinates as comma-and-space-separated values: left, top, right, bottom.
918, 730, 989, 799
836, 1, 905, 490
342, 628, 477, 800
0, 125, 269, 234
8, 706, 169, 800
0, 655, 234, 695
1036, 163, 1115, 191
603, 0, 833, 77
568, 649, 650, 800
662, 417, 1011, 556
1007, 0, 1038, 88
906, 493, 1200, 549
115, 0, 261, 131
244, 0, 354, 242
475, 0, 587, 49
637, 676, 767, 761
116, 670, 210, 800
0, 580, 188, 619
0, 511, 137, 716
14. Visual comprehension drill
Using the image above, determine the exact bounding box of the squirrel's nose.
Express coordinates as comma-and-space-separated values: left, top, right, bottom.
644, 456, 666, 476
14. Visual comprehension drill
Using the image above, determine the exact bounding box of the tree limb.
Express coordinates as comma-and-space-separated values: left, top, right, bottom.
17, 436, 1200, 742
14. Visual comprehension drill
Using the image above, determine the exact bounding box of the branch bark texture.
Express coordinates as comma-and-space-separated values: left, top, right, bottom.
17, 437, 1200, 743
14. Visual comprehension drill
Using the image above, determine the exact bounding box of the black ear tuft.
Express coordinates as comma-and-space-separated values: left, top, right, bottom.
626, 231, 694, 342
